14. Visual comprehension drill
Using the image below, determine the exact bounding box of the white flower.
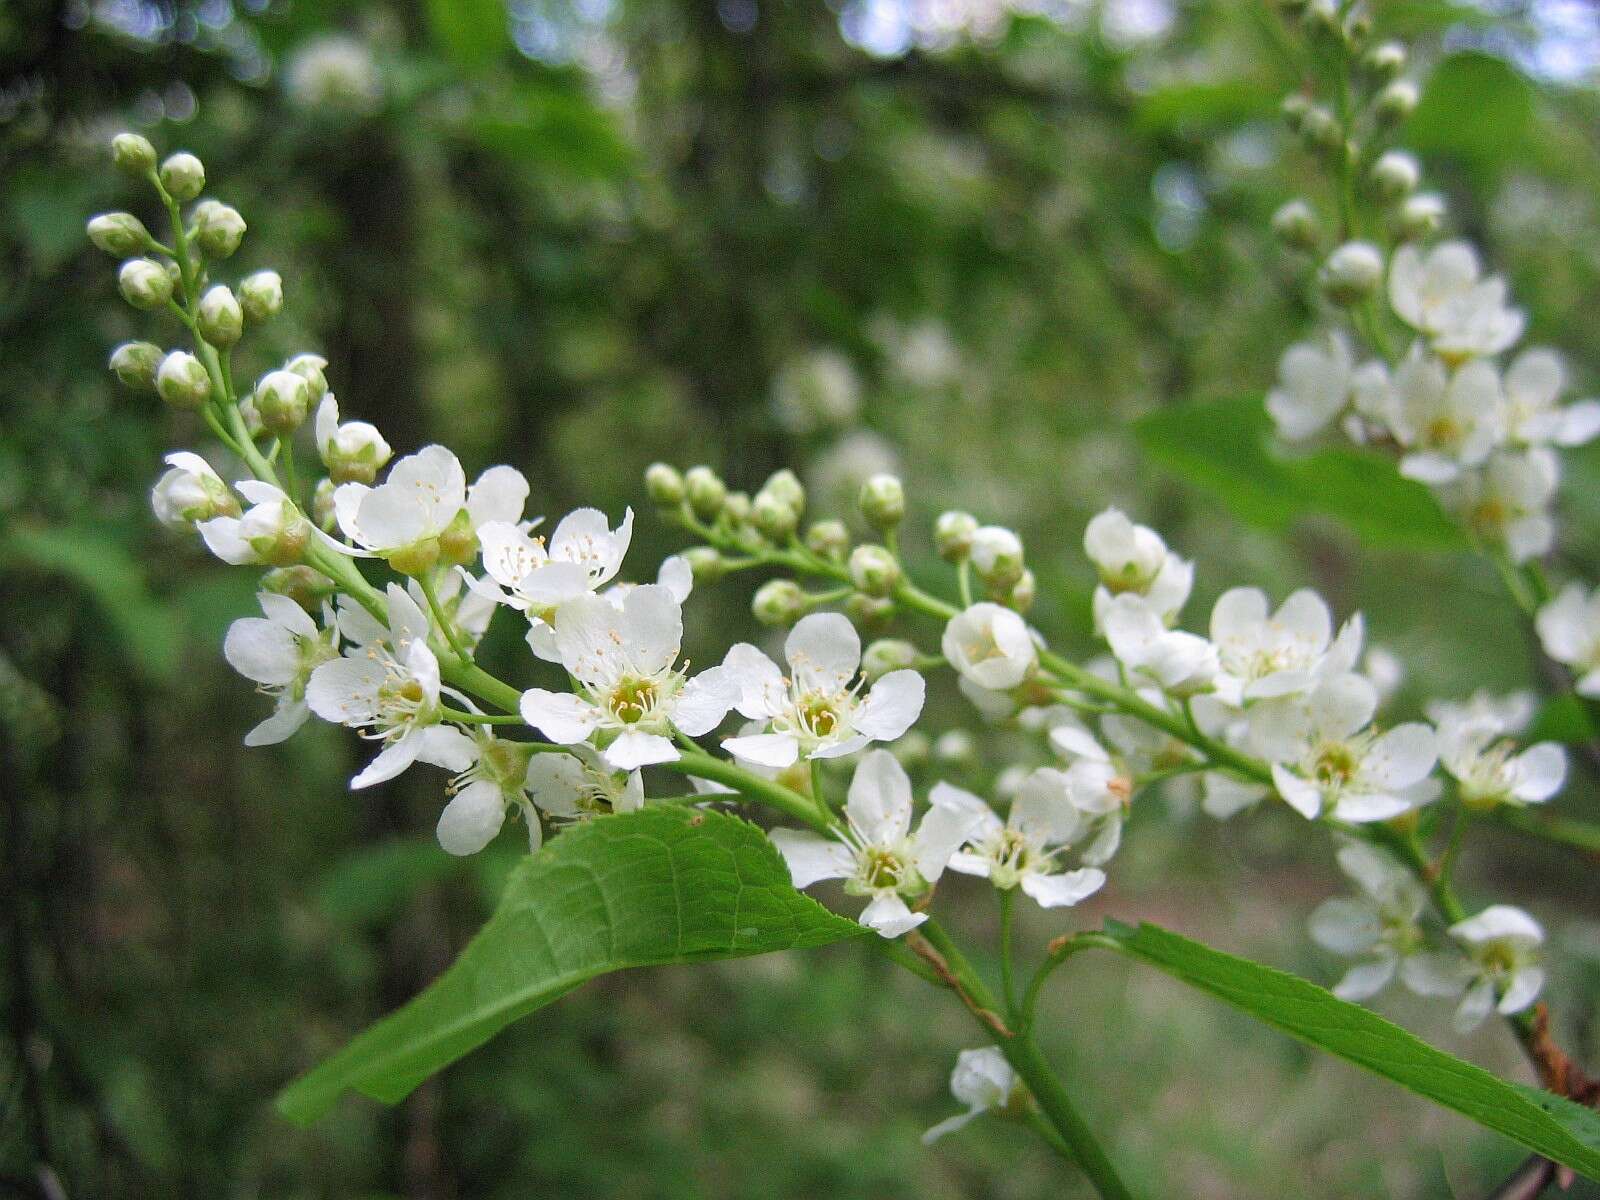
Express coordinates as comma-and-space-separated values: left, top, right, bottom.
922, 1047, 1020, 1145
1083, 508, 1193, 627
1502, 348, 1600, 448
1309, 842, 1430, 1001
332, 445, 466, 557
313, 394, 393, 483
1102, 594, 1218, 695
768, 750, 981, 937
771, 348, 861, 434
1535, 583, 1600, 697
519, 585, 736, 770
285, 33, 382, 115
1431, 699, 1565, 811
1449, 449, 1559, 564
197, 480, 316, 566
1388, 241, 1525, 360
1377, 351, 1504, 484
720, 613, 925, 768
942, 603, 1037, 691
524, 750, 645, 824
1046, 727, 1133, 864
436, 732, 538, 856
151, 451, 237, 528
1209, 587, 1359, 705
306, 584, 476, 788
1266, 332, 1354, 441
1447, 905, 1545, 1032
939, 771, 1107, 907
223, 593, 340, 746
1249, 673, 1437, 822
1425, 689, 1535, 736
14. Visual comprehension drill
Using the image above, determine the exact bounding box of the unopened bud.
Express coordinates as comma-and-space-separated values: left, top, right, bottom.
1362, 40, 1406, 81
752, 490, 798, 541
1319, 241, 1385, 305
805, 519, 850, 561
645, 462, 685, 506
237, 393, 265, 438
934, 729, 978, 767
87, 212, 152, 257
254, 369, 310, 434
117, 257, 174, 310
970, 525, 1024, 589
862, 638, 917, 682
1368, 150, 1420, 200
158, 152, 205, 202
1280, 94, 1311, 132
858, 473, 905, 531
1374, 80, 1418, 125
156, 350, 212, 409
312, 478, 338, 531
1300, 106, 1343, 154
684, 465, 727, 520
261, 564, 335, 610
239, 270, 283, 322
191, 199, 247, 258
723, 490, 753, 524
1397, 192, 1446, 240
111, 132, 157, 177
1007, 568, 1037, 613
1271, 199, 1320, 251
197, 285, 244, 347
286, 353, 329, 404
682, 546, 724, 583
845, 592, 894, 629
1301, 0, 1339, 40
1342, 6, 1371, 45
935, 510, 979, 562
848, 544, 900, 598
109, 341, 164, 391
753, 578, 807, 627
151, 455, 237, 527
762, 468, 806, 515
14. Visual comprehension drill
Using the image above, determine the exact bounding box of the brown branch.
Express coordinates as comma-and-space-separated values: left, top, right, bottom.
905, 930, 1012, 1038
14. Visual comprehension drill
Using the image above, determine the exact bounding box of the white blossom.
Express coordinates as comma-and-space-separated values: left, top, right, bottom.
524, 749, 645, 824
1431, 695, 1565, 810
313, 394, 393, 482
720, 613, 925, 768
922, 1047, 1020, 1145
1083, 508, 1193, 627
197, 480, 317, 566
1447, 906, 1546, 1032
768, 751, 982, 937
1378, 351, 1504, 484
332, 445, 469, 558
151, 451, 237, 528
1388, 241, 1525, 360
1502, 348, 1600, 448
1448, 449, 1559, 564
1309, 842, 1431, 1001
436, 732, 538, 856
223, 592, 339, 745
1209, 587, 1359, 705
942, 602, 1037, 691
1535, 583, 1600, 697
938, 772, 1107, 907
1102, 594, 1218, 695
1266, 332, 1354, 441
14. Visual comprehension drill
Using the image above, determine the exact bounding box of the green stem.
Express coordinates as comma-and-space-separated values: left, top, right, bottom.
439, 708, 524, 726
418, 572, 473, 666
999, 888, 1019, 1020
660, 750, 830, 832
811, 757, 831, 818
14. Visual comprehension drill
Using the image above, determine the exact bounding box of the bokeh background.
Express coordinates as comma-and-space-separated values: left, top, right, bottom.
4, 1, 1600, 1196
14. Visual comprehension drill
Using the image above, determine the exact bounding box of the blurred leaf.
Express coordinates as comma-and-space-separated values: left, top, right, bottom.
315, 838, 463, 927
277, 807, 863, 1124
1135, 396, 1467, 550
1102, 921, 1600, 1180
0, 522, 181, 683
1136, 79, 1279, 134
466, 81, 634, 180
1408, 52, 1535, 169
424, 0, 510, 68
1526, 694, 1597, 745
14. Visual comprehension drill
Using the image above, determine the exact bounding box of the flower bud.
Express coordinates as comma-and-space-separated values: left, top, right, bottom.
117, 257, 174, 310
1397, 192, 1446, 240
1319, 241, 1385, 305
109, 341, 164, 391
934, 510, 978, 562
1342, 6, 1371, 45
722, 490, 753, 524
848, 544, 900, 597
1362, 40, 1406, 81
891, 730, 930, 769
286, 353, 329, 404
254, 369, 310, 434
111, 132, 157, 177
87, 212, 152, 257
196, 285, 244, 347
1300, 0, 1339, 40
155, 351, 212, 410
969, 525, 1024, 589
644, 462, 685, 506
237, 393, 265, 438
1374, 80, 1418, 126
1271, 199, 1320, 251
753, 578, 807, 627
682, 546, 724, 583
1280, 94, 1311, 132
762, 468, 806, 515
158, 152, 205, 202
151, 453, 238, 527
684, 465, 727, 520
1007, 568, 1037, 613
261, 564, 335, 610
857, 473, 905, 531
1299, 106, 1343, 154
752, 490, 798, 541
239, 270, 283, 322
1368, 150, 1420, 200
861, 638, 917, 682
804, 519, 850, 561
845, 592, 894, 629
312, 477, 338, 531
191, 199, 246, 258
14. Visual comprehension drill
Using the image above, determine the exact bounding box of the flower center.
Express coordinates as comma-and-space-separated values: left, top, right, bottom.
608, 676, 659, 724
800, 692, 841, 738
860, 846, 908, 890
1314, 742, 1359, 788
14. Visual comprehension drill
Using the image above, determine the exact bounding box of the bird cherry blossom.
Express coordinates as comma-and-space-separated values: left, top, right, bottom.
524, 749, 645, 825
938, 771, 1107, 908
1309, 842, 1431, 1001
1430, 697, 1566, 811
151, 451, 238, 528
942, 602, 1037, 692
1083, 508, 1193, 627
223, 592, 340, 746
197, 479, 313, 566
1266, 332, 1355, 441
436, 731, 538, 855
922, 1047, 1021, 1145
1448, 449, 1559, 563
1209, 587, 1358, 706
1446, 905, 1546, 1033
1535, 583, 1600, 697
1388, 241, 1525, 361
1379, 352, 1504, 484
313, 393, 393, 484
1101, 593, 1218, 695
1501, 348, 1600, 449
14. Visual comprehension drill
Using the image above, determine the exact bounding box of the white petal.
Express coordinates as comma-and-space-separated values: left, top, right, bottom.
1308, 898, 1381, 955
1510, 743, 1566, 803
1451, 904, 1543, 947
437, 780, 507, 855
1399, 952, 1469, 998
1330, 791, 1414, 824
412, 725, 477, 772
722, 732, 800, 768
1210, 587, 1268, 643
617, 585, 683, 678
921, 1110, 980, 1146
845, 749, 914, 845
1363, 723, 1437, 789
1499, 966, 1545, 1015
854, 670, 926, 740
1272, 763, 1323, 820
196, 516, 256, 565
603, 730, 678, 770
351, 734, 423, 788
672, 666, 738, 737
524, 753, 589, 818
1453, 978, 1496, 1034
305, 656, 385, 724
656, 554, 694, 602
466, 465, 529, 528
244, 699, 310, 746
912, 801, 984, 882
721, 643, 787, 720
519, 688, 599, 744
768, 828, 854, 888
223, 617, 301, 686
1020, 868, 1105, 908
1332, 957, 1396, 1001
785, 612, 861, 693
859, 892, 925, 938
258, 591, 319, 638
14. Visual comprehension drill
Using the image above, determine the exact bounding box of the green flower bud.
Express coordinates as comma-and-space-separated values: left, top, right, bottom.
722, 490, 753, 525
753, 578, 807, 627
1374, 80, 1418, 126
159, 152, 205, 202
934, 510, 978, 562
111, 132, 157, 177
761, 468, 806, 515
684, 465, 727, 520
197, 285, 244, 347
260, 564, 335, 610
857, 472, 905, 531
970, 525, 1024, 589
312, 478, 338, 532
752, 490, 798, 541
1368, 150, 1420, 201
1319, 241, 1384, 305
1362, 40, 1406, 81
155, 350, 212, 410
191, 199, 247, 258
861, 638, 917, 682
1007, 568, 1037, 614
845, 592, 894, 629
644, 462, 685, 506
87, 212, 152, 257
108, 341, 164, 391
804, 519, 850, 562
254, 369, 310, 434
239, 270, 283, 322
117, 257, 174, 310
1280, 94, 1311, 132
286, 353, 329, 404
1271, 199, 1320, 251
848, 543, 900, 598
1299, 106, 1343, 154
1397, 192, 1446, 240
682, 546, 724, 583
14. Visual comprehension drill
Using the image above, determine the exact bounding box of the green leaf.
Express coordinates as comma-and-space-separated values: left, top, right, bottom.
1136, 79, 1280, 134
1525, 694, 1597, 746
1408, 52, 1536, 171
277, 806, 863, 1124
1101, 920, 1600, 1180
424, 0, 510, 68
1135, 396, 1467, 550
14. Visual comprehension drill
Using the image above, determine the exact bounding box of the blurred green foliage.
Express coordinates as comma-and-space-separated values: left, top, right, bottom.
4, 0, 1600, 1196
